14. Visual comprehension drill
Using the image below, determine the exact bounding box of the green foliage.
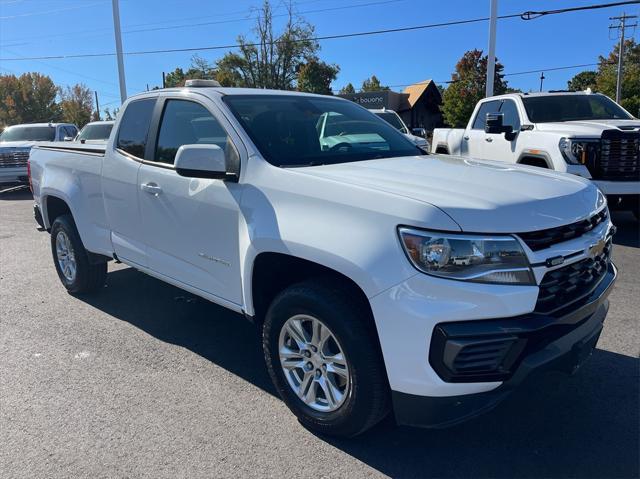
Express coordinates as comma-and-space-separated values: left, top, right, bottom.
360, 75, 389, 92
441, 49, 508, 127
59, 83, 94, 128
0, 72, 60, 126
164, 56, 217, 87
596, 39, 640, 117
567, 71, 598, 92
338, 83, 356, 94
297, 59, 339, 94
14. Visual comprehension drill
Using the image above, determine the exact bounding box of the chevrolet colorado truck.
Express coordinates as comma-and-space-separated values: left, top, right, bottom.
29, 81, 617, 437
432, 91, 639, 219
0, 122, 78, 184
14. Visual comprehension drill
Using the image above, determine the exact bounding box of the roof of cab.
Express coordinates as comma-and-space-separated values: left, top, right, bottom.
128, 86, 343, 101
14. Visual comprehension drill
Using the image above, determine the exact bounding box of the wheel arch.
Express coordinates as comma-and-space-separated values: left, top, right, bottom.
248, 252, 375, 328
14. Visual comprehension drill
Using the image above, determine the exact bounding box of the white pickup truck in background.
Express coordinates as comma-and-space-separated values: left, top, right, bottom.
432, 92, 639, 219
0, 122, 78, 184
28, 82, 616, 437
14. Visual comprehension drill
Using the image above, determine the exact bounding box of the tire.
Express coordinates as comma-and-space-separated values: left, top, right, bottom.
50, 214, 107, 294
263, 278, 390, 437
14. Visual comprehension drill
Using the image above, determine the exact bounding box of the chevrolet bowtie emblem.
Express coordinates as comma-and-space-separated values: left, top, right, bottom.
588, 239, 606, 258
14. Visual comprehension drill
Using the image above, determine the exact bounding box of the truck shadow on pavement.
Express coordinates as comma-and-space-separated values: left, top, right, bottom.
81, 266, 639, 479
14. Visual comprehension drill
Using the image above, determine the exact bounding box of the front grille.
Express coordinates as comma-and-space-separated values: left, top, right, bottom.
596, 130, 640, 181
535, 238, 612, 314
0, 150, 30, 168
517, 209, 608, 251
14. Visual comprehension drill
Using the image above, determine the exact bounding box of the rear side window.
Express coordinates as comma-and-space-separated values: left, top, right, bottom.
154, 99, 237, 165
472, 100, 501, 129
116, 99, 156, 158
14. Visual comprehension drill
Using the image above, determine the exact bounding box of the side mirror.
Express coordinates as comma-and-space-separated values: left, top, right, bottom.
485, 113, 505, 134
485, 113, 516, 140
63, 136, 74, 142
175, 144, 231, 180
411, 127, 426, 138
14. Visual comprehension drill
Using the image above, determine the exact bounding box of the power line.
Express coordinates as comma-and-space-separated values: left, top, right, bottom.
1, 1, 637, 62
520, 1, 639, 20
0, 0, 379, 43
0, 1, 108, 20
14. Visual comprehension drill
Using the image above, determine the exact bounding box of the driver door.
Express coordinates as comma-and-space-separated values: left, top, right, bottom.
137, 95, 245, 305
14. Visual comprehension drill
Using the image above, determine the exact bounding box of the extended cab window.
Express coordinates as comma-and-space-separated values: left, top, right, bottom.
472, 101, 501, 129
155, 99, 237, 165
116, 98, 156, 158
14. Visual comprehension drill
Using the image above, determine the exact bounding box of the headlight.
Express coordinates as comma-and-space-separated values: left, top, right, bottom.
398, 228, 534, 285
559, 137, 597, 165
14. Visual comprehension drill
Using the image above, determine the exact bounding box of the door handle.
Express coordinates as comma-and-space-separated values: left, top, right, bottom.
485, 137, 493, 142
463, 136, 470, 141
141, 182, 163, 196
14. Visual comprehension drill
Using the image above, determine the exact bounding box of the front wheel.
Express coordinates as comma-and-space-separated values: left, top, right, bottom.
263, 278, 390, 437
50, 214, 107, 294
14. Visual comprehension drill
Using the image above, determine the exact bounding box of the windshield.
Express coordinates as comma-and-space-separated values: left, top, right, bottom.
0, 125, 56, 142
375, 112, 408, 133
77, 123, 113, 141
522, 94, 633, 123
223, 95, 421, 167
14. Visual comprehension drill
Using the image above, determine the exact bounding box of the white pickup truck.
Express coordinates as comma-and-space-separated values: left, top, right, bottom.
29, 82, 616, 437
0, 122, 78, 184
432, 91, 639, 219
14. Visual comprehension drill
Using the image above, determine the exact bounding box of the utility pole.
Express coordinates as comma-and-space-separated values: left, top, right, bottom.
486, 0, 498, 97
539, 72, 545, 92
112, 0, 127, 103
162, 72, 166, 88
609, 13, 637, 103
94, 91, 100, 121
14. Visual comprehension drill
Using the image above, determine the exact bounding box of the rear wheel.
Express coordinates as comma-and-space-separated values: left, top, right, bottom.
263, 278, 389, 437
50, 214, 107, 294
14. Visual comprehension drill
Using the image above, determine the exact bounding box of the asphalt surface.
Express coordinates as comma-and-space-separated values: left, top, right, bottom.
1, 187, 639, 478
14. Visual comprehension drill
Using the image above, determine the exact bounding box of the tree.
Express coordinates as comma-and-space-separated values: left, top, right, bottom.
59, 83, 94, 128
360, 75, 389, 92
567, 71, 598, 92
441, 49, 508, 127
0, 72, 59, 126
596, 39, 640, 116
297, 59, 339, 94
216, 1, 319, 89
338, 83, 356, 94
164, 56, 217, 87
103, 107, 119, 121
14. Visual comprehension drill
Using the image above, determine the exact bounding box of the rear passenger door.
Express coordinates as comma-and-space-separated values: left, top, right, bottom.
137, 95, 244, 306
103, 97, 156, 267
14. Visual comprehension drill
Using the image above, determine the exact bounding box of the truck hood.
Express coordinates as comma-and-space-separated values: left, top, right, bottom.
535, 119, 640, 137
0, 141, 37, 149
294, 155, 603, 233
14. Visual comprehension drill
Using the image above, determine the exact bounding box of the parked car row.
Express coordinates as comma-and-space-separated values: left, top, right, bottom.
0, 121, 113, 184
28, 80, 618, 437
431, 91, 640, 219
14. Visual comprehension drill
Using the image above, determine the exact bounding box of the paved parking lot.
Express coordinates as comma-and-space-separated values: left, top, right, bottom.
1, 187, 638, 478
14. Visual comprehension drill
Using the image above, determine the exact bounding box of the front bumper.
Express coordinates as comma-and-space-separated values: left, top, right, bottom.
593, 180, 639, 196
392, 263, 616, 428
0, 166, 28, 184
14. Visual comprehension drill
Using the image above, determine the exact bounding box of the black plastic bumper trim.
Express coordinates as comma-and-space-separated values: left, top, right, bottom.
393, 298, 609, 429
428, 263, 616, 383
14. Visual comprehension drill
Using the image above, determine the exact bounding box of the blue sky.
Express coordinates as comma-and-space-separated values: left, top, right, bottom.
1, 0, 639, 110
